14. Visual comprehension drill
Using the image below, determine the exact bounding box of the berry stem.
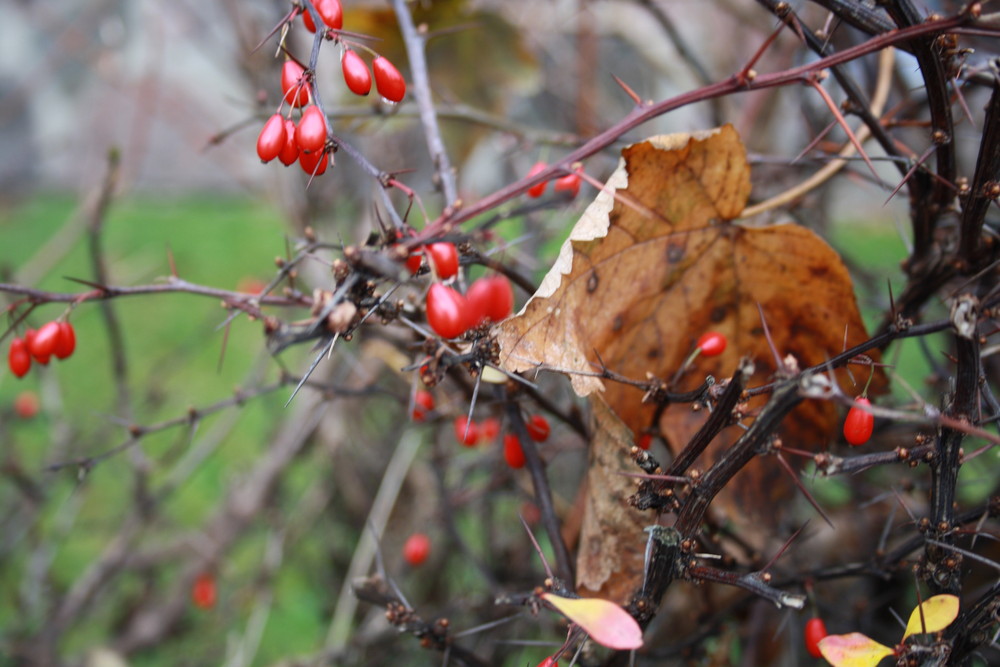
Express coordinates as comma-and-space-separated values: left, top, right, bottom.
389, 0, 458, 206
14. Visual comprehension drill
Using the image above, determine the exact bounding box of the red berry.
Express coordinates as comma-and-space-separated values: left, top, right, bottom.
479, 417, 501, 442
412, 390, 435, 422
454, 415, 479, 446
278, 118, 300, 166
341, 49, 372, 96
393, 244, 423, 274
526, 161, 549, 198
553, 169, 582, 197
302, 0, 343, 32
637, 433, 653, 450
296, 105, 327, 153
426, 242, 459, 280
843, 396, 874, 446
299, 148, 329, 176
425, 283, 469, 339
53, 322, 76, 360
503, 433, 526, 468
281, 60, 310, 108
403, 532, 431, 566
192, 573, 217, 610
372, 56, 406, 103
8, 338, 31, 378
466, 275, 514, 326
405, 248, 422, 274
256, 113, 287, 163
525, 414, 550, 442
696, 331, 727, 357
29, 322, 60, 362
804, 616, 828, 658
536, 658, 558, 667
14, 391, 39, 419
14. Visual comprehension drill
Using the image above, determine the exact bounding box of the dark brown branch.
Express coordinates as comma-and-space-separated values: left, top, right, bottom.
958, 68, 1000, 263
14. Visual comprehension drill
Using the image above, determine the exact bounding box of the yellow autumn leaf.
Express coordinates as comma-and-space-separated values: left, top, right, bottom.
902, 594, 959, 640
540, 592, 643, 650
818, 633, 895, 667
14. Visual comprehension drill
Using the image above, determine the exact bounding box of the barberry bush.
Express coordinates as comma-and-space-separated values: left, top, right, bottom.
3, 1, 1000, 666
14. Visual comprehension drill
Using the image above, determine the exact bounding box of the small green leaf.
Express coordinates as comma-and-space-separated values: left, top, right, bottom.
902, 594, 959, 640
818, 633, 894, 667
540, 593, 643, 650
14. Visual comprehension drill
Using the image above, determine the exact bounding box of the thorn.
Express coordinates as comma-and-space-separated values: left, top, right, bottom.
464, 372, 482, 442
805, 74, 881, 184
884, 144, 936, 206
217, 320, 231, 374
761, 519, 809, 572
611, 73, 643, 106
756, 303, 784, 372
519, 514, 555, 581
284, 336, 335, 408
776, 452, 834, 528
166, 244, 178, 277
737, 21, 786, 85
251, 8, 300, 55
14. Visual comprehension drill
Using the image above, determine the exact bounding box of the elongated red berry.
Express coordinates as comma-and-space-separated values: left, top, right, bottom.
256, 113, 287, 163
696, 331, 727, 357
299, 148, 329, 176
281, 60, 310, 108
342, 49, 372, 96
526, 161, 549, 198
425, 283, 469, 338
403, 532, 431, 566
8, 338, 31, 378
454, 416, 479, 446
525, 414, 550, 442
844, 396, 874, 446
426, 242, 459, 280
192, 573, 217, 609
278, 118, 300, 166
29, 322, 60, 362
536, 658, 558, 667
372, 56, 406, 102
14, 391, 39, 418
804, 616, 828, 658
504, 433, 526, 468
302, 0, 343, 32
296, 105, 327, 153
466, 275, 514, 325
479, 417, 500, 442
553, 169, 581, 198
53, 322, 76, 359
412, 390, 434, 422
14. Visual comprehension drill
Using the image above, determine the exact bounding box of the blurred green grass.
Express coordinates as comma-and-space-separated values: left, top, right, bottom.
0, 193, 321, 662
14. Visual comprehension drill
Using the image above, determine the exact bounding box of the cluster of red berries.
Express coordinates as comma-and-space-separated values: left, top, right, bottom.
7, 320, 76, 378
411, 241, 514, 338
525, 161, 583, 199
255, 0, 406, 177
453, 413, 550, 469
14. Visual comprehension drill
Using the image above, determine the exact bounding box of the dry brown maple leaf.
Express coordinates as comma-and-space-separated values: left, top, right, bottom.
497, 125, 882, 600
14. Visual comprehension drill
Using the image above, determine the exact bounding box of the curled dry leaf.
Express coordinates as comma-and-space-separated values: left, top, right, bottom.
497, 125, 882, 599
